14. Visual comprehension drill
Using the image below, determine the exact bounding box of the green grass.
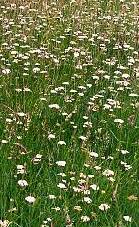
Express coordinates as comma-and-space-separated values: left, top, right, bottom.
0, 0, 139, 226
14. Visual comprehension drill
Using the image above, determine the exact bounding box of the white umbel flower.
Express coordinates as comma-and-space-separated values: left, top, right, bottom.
123, 216, 132, 222
90, 152, 98, 158
48, 134, 55, 139
57, 141, 66, 145
18, 180, 28, 187
57, 183, 66, 189
48, 104, 60, 109
99, 203, 110, 211
83, 197, 92, 204
90, 184, 99, 191
80, 216, 90, 222
102, 169, 114, 177
25, 196, 36, 204
56, 161, 66, 167
114, 118, 124, 124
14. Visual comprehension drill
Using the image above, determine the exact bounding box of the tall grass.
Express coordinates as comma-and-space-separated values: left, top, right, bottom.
1, 0, 139, 226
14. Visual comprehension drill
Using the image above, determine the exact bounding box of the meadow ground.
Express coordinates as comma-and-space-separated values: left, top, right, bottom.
0, 0, 139, 226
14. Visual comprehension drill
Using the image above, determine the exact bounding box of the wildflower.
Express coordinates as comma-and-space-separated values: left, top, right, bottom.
48, 195, 56, 199
48, 134, 55, 139
99, 203, 110, 211
48, 104, 60, 109
70, 89, 77, 93
123, 216, 132, 222
32, 154, 42, 164
83, 197, 92, 204
56, 161, 66, 167
102, 169, 114, 177
74, 52, 79, 58
57, 141, 66, 145
73, 187, 82, 193
23, 87, 31, 92
128, 195, 138, 201
79, 136, 87, 141
33, 67, 40, 73
51, 207, 60, 211
94, 166, 101, 170
25, 196, 36, 204
74, 206, 82, 211
17, 165, 26, 174
57, 183, 66, 189
40, 97, 47, 101
2, 69, 11, 74
90, 184, 99, 191
0, 220, 11, 227
6, 118, 12, 123
121, 150, 129, 154
129, 93, 138, 97
8, 207, 17, 212
57, 173, 66, 177
17, 112, 26, 117
1, 140, 8, 144
114, 119, 124, 124
80, 216, 90, 222
90, 152, 98, 158
18, 179, 28, 187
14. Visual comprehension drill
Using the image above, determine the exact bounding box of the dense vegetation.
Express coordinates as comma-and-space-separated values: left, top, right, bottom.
1, 0, 139, 226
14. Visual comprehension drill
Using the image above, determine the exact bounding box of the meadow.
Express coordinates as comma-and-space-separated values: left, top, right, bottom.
0, 0, 139, 226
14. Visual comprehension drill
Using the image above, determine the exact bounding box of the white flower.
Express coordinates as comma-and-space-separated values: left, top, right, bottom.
74, 52, 79, 58
48, 104, 60, 109
0, 220, 11, 227
57, 141, 66, 145
90, 152, 98, 158
102, 169, 114, 177
123, 216, 132, 222
57, 183, 66, 189
70, 89, 77, 93
56, 161, 66, 167
74, 206, 82, 211
15, 88, 22, 92
32, 154, 42, 164
122, 73, 130, 79
51, 207, 60, 211
62, 82, 69, 85
129, 93, 138, 97
99, 203, 110, 211
94, 166, 101, 170
17, 112, 26, 117
48, 194, 56, 199
25, 196, 36, 204
114, 118, 124, 124
80, 215, 90, 222
2, 68, 11, 74
23, 87, 31, 92
6, 118, 13, 123
33, 67, 40, 73
18, 180, 28, 187
83, 197, 92, 204
57, 173, 66, 177
73, 187, 81, 193
17, 165, 26, 174
48, 134, 55, 139
121, 150, 129, 154
90, 184, 99, 191
79, 136, 87, 141
11, 50, 18, 55
36, 154, 42, 159
40, 97, 47, 101
1, 140, 8, 144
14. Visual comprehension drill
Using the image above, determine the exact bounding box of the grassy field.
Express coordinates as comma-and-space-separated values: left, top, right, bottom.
0, 0, 139, 226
